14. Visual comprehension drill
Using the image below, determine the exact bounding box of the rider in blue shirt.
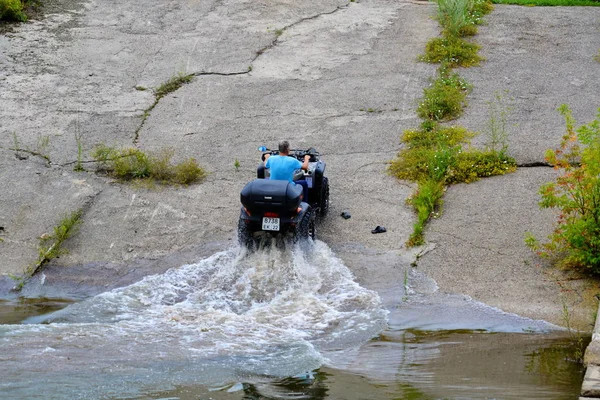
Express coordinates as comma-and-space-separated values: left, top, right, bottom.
264, 140, 310, 200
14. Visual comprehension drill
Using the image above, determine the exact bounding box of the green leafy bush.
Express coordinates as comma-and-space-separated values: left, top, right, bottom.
419, 36, 483, 68
0, 0, 26, 22
527, 105, 600, 274
92, 145, 206, 185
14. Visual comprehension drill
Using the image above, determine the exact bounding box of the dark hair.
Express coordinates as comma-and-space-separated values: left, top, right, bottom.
278, 140, 290, 153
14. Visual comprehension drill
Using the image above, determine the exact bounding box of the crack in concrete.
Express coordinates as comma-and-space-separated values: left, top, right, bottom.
517, 161, 552, 168
132, 4, 350, 146
252, 3, 350, 63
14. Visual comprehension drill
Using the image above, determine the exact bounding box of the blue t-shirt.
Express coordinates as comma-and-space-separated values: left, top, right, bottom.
265, 155, 302, 182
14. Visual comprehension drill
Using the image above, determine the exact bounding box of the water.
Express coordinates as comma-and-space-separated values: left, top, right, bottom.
0, 241, 587, 399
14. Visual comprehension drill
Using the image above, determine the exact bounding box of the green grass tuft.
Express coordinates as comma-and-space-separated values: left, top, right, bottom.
92, 144, 206, 185
419, 36, 483, 68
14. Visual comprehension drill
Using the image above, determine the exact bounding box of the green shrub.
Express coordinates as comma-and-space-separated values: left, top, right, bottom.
174, 158, 206, 185
419, 36, 483, 68
389, 124, 476, 182
390, 122, 517, 247
446, 150, 517, 184
416, 71, 472, 121
527, 105, 600, 275
92, 145, 206, 185
112, 148, 151, 179
0, 0, 27, 22
148, 148, 176, 181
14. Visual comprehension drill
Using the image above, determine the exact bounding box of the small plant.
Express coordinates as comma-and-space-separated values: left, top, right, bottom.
14, 209, 83, 290
0, 0, 27, 22
526, 105, 600, 275
92, 144, 206, 185
234, 159, 241, 171
485, 90, 513, 155
10, 132, 51, 163
74, 132, 85, 172
594, 49, 600, 63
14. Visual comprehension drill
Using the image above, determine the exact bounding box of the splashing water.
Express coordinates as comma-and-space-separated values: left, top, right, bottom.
0, 241, 387, 398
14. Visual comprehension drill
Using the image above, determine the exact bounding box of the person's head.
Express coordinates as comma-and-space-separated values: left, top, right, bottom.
278, 140, 291, 155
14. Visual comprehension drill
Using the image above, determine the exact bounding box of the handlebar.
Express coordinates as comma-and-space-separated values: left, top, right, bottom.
258, 146, 320, 162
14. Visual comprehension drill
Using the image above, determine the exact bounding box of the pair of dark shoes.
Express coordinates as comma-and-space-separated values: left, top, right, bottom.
371, 226, 386, 234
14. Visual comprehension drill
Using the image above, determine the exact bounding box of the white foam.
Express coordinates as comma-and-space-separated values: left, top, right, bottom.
0, 240, 387, 397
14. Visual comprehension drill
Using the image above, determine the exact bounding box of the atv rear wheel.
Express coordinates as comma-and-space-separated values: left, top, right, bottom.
237, 217, 255, 249
296, 209, 315, 241
319, 177, 329, 218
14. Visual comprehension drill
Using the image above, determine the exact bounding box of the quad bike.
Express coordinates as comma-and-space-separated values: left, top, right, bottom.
238, 146, 329, 248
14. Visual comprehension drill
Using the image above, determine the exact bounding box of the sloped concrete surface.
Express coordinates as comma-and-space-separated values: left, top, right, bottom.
1, 0, 599, 332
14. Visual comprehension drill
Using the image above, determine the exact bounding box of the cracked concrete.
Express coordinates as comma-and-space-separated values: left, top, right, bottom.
1, 0, 599, 329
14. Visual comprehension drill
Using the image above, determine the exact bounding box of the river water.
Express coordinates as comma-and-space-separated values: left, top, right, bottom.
0, 241, 587, 399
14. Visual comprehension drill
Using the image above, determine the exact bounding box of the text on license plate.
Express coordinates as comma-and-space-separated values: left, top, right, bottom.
262, 217, 280, 231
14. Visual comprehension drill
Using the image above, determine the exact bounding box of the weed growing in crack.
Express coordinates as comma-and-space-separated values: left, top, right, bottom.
390, 0, 512, 247
419, 36, 483, 68
92, 144, 206, 185
154, 73, 194, 100
485, 90, 513, 155
416, 69, 472, 121
234, 159, 241, 171
13, 209, 83, 291
74, 132, 85, 172
390, 120, 516, 246
10, 132, 52, 164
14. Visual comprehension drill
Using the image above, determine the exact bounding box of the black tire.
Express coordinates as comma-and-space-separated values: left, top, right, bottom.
238, 217, 254, 249
319, 177, 329, 218
296, 209, 316, 241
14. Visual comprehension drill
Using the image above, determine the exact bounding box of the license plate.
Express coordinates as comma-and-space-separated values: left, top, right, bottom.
306, 176, 313, 188
262, 217, 280, 231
